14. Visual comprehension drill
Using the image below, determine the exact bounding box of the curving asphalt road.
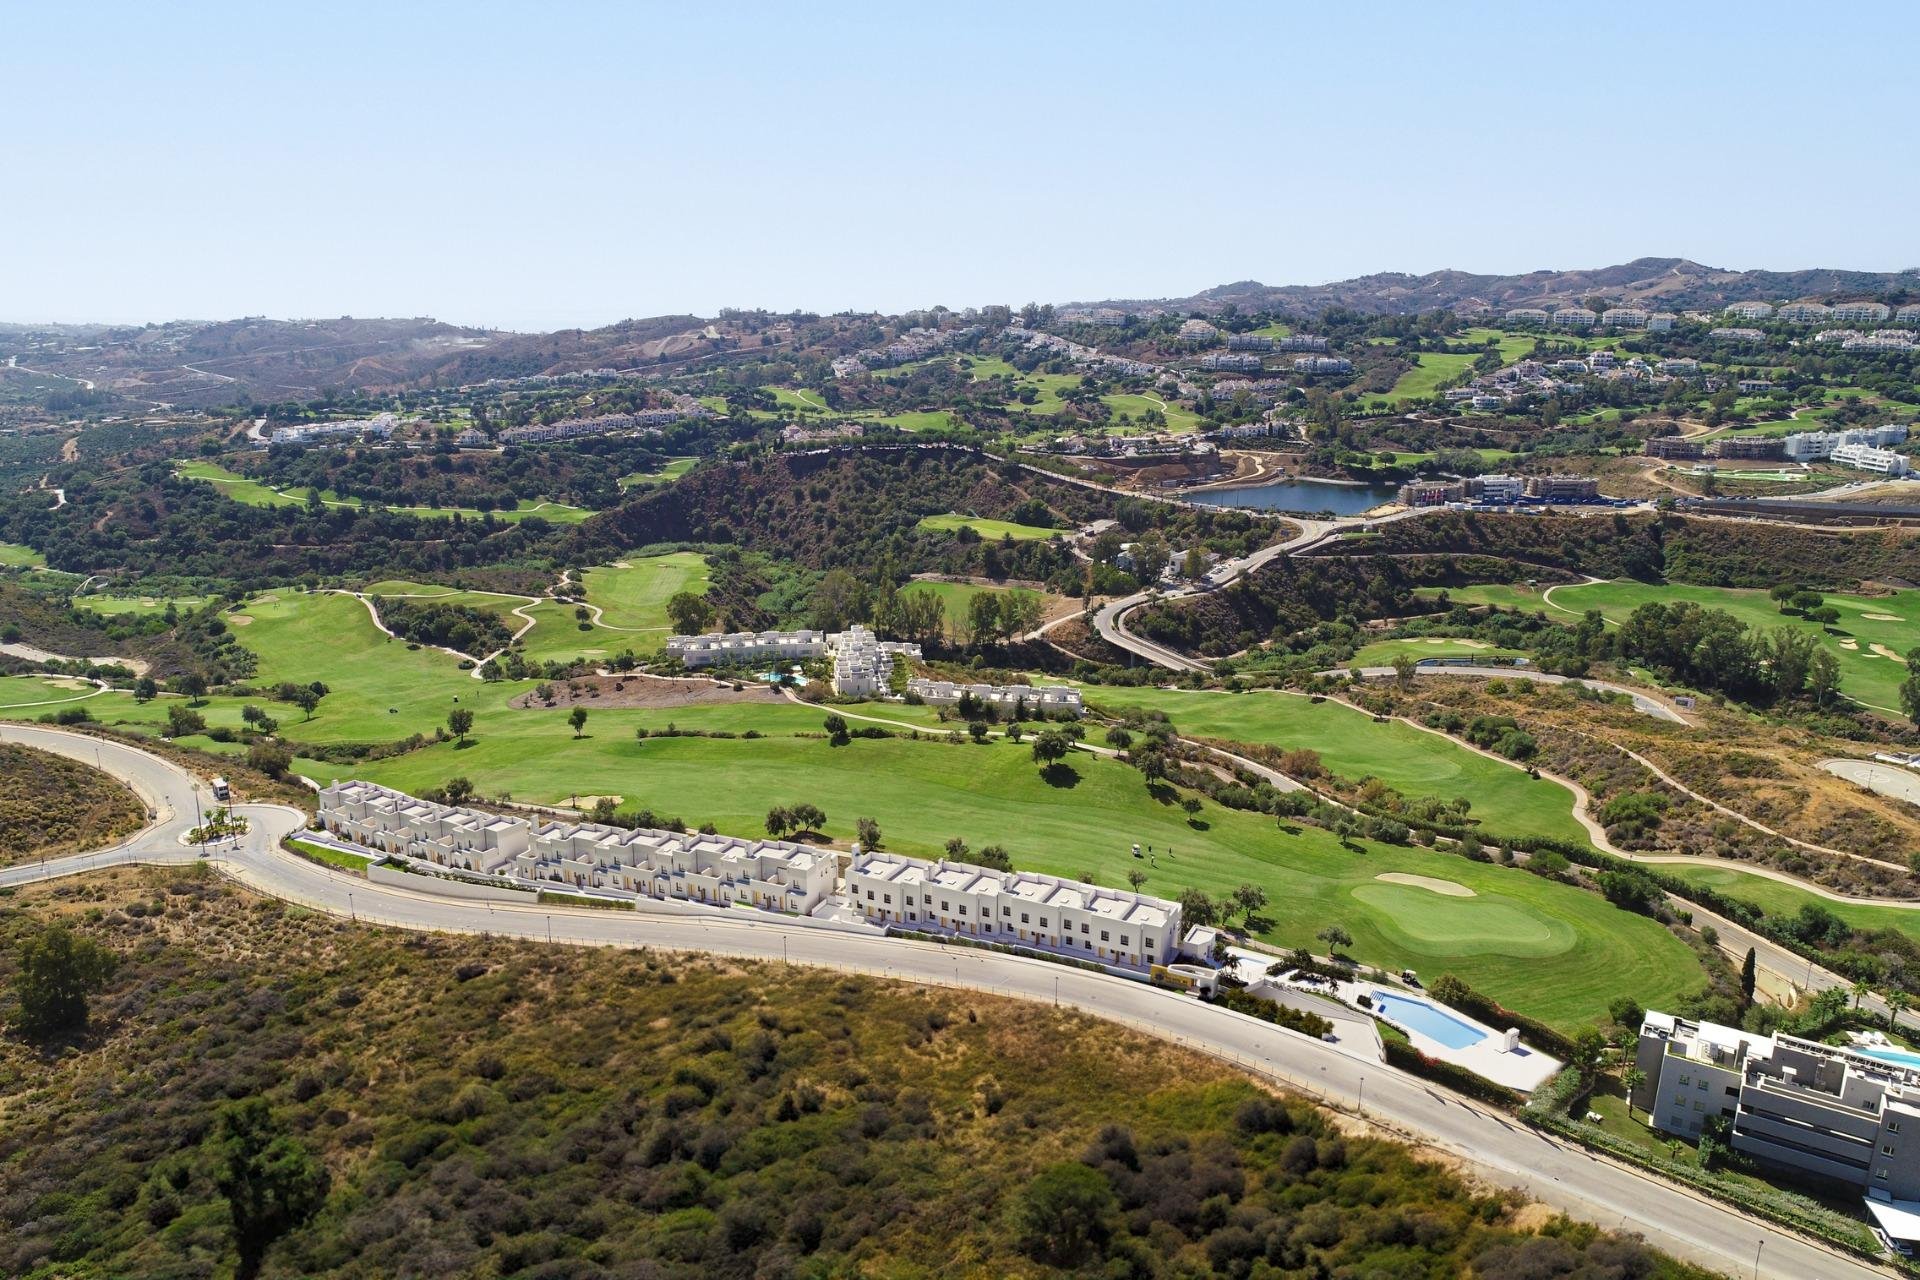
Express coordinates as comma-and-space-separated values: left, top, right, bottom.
0, 723, 1887, 1279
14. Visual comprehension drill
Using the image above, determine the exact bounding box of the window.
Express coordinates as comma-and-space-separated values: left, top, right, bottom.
1080, 923, 1089, 934
1696, 1079, 1708, 1092
1100, 931, 1111, 943
865, 889, 875, 900
1886, 1145, 1898, 1157
1678, 1075, 1691, 1087
1039, 918, 1048, 929
1725, 1086, 1738, 1097
883, 894, 892, 905
1120, 936, 1130, 947
1021, 913, 1031, 925
1880, 1169, 1892, 1181
1893, 1121, 1904, 1134
1002, 906, 1011, 917
1692, 1101, 1704, 1112
941, 900, 950, 912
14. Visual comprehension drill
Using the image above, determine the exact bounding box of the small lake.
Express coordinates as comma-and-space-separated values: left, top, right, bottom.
1179, 476, 1399, 516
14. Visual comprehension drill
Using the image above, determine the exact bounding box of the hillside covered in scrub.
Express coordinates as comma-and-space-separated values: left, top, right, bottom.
0, 868, 1712, 1280
0, 743, 144, 865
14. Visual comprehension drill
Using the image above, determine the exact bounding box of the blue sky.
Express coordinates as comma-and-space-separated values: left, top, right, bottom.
4, 1, 1916, 330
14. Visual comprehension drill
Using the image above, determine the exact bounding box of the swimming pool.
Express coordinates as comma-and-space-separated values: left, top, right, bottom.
1371, 990, 1487, 1050
1856, 1045, 1920, 1070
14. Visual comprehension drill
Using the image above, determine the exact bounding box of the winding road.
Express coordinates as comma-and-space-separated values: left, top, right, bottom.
0, 723, 1887, 1279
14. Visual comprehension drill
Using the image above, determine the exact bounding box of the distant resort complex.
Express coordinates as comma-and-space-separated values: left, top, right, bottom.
667, 624, 921, 697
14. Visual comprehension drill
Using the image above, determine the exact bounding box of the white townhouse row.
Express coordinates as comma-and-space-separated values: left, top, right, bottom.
316, 780, 836, 912
512, 820, 836, 913
845, 850, 1182, 969
905, 678, 1084, 716
667, 624, 921, 695
1293, 355, 1352, 374
1832, 443, 1912, 476
319, 779, 528, 869
499, 411, 673, 446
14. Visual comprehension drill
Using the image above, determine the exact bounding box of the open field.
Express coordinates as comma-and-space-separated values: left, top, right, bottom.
1661, 863, 1920, 947
1413, 583, 1558, 610
916, 512, 1062, 541
616, 456, 696, 489
0, 587, 1700, 1028
322, 719, 1693, 1030
175, 460, 593, 524
1551, 581, 1920, 711
0, 541, 45, 568
1100, 392, 1204, 432
899, 580, 1061, 639
1362, 352, 1480, 407
73, 594, 213, 617
515, 553, 710, 663
1079, 685, 1591, 847
1351, 637, 1531, 667
0, 674, 102, 710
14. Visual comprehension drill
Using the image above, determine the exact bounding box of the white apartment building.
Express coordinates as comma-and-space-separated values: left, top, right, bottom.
1467, 474, 1527, 502
1782, 424, 1909, 463
1634, 1012, 1920, 1254
1225, 333, 1275, 351
1660, 358, 1701, 376
1899, 305, 1920, 326
1832, 443, 1912, 476
905, 678, 1084, 717
845, 850, 1182, 969
1647, 312, 1677, 331
1846, 334, 1914, 352
1551, 308, 1597, 329
318, 779, 529, 870
1276, 334, 1331, 351
1725, 301, 1774, 321
1200, 353, 1264, 372
667, 624, 922, 695
1178, 318, 1219, 344
1832, 301, 1893, 324
1505, 308, 1550, 327
1815, 328, 1854, 344
1776, 302, 1832, 324
513, 821, 836, 913
1293, 355, 1353, 374
1601, 308, 1649, 329
1586, 350, 1617, 370
1709, 327, 1765, 343
270, 413, 399, 445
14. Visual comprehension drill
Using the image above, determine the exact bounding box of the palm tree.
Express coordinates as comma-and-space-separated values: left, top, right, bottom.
1890, 990, 1912, 1032
1622, 1066, 1646, 1119
1855, 979, 1873, 1010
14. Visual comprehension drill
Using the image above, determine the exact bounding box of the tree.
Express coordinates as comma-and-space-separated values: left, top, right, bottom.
974, 844, 1014, 871
290, 686, 321, 720
765, 807, 792, 838
1622, 1066, 1647, 1118
246, 739, 293, 779
209, 1097, 331, 1280
1010, 1162, 1114, 1265
447, 706, 474, 745
1391, 651, 1418, 688
164, 704, 207, 738
1316, 924, 1353, 957
1902, 648, 1920, 727
1570, 1027, 1608, 1078
1892, 990, 1912, 1031
1808, 646, 1842, 709
823, 713, 850, 746
133, 676, 158, 703
1030, 729, 1072, 770
1231, 882, 1268, 924
444, 776, 474, 804
176, 672, 209, 704
1127, 868, 1148, 890
807, 570, 869, 633
787, 803, 827, 836
568, 707, 588, 738
856, 816, 882, 850
666, 591, 714, 635
1104, 726, 1133, 751
1740, 948, 1758, 1008
966, 591, 1003, 646
1177, 888, 1218, 928
12, 924, 116, 1037
1128, 532, 1170, 584
944, 837, 969, 860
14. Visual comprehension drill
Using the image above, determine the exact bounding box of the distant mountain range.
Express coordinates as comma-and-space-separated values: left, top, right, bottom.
1129, 257, 1920, 316
7, 258, 1920, 407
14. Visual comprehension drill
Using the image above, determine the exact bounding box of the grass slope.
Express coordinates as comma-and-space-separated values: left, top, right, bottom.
176, 460, 592, 524
916, 513, 1061, 541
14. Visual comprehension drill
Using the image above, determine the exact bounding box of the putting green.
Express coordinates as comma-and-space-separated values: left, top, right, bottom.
1349, 883, 1574, 958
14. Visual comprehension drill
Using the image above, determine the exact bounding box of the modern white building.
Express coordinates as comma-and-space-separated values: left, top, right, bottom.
1725, 301, 1775, 321
1709, 327, 1766, 343
1551, 307, 1597, 329
667, 625, 921, 695
318, 779, 528, 870
1898, 305, 1920, 327
1832, 443, 1912, 476
1601, 307, 1649, 329
1782, 424, 1910, 464
1467, 474, 1527, 502
1634, 1012, 1920, 1254
845, 850, 1182, 969
906, 678, 1084, 717
1225, 333, 1275, 351
1293, 355, 1353, 374
269, 413, 399, 446
1832, 301, 1894, 324
1647, 311, 1677, 331
513, 821, 836, 913
1178, 318, 1219, 344
1776, 302, 1833, 324
1199, 353, 1264, 372
1660, 358, 1701, 376
1504, 308, 1550, 327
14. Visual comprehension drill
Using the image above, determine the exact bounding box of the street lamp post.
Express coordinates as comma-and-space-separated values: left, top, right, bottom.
1752, 1239, 1763, 1280
1358, 1075, 1365, 1113
348, 892, 355, 922
547, 915, 552, 944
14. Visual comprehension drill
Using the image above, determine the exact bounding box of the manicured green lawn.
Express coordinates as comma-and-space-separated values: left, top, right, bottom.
0, 675, 103, 709
917, 513, 1062, 541
861, 410, 956, 432
617, 457, 697, 489
321, 720, 1692, 1031
1363, 352, 1480, 407
514, 553, 711, 663
1080, 686, 1590, 847
175, 460, 593, 524
73, 594, 212, 617
1351, 638, 1531, 667
1551, 581, 1920, 712
1413, 584, 1558, 611
1661, 864, 1920, 947
0, 542, 46, 568
770, 387, 830, 412
898, 580, 1058, 640
1100, 393, 1204, 433
287, 837, 373, 873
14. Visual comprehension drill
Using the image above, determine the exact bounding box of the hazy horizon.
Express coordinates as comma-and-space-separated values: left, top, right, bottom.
6, 0, 1917, 330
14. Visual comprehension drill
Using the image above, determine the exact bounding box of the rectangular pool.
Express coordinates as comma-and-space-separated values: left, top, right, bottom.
1856, 1045, 1920, 1070
1372, 990, 1487, 1050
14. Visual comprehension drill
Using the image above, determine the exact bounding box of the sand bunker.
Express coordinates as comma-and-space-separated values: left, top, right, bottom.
1413, 637, 1489, 648
227, 615, 253, 626
1374, 873, 1477, 898
1871, 644, 1906, 662
1839, 638, 1860, 650
1863, 613, 1903, 622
